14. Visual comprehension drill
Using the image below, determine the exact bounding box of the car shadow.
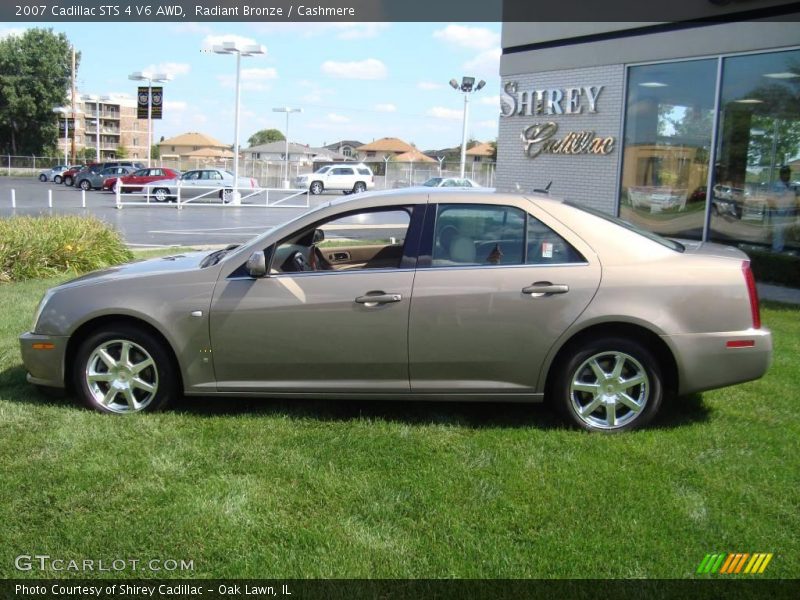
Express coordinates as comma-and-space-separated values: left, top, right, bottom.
1, 364, 711, 430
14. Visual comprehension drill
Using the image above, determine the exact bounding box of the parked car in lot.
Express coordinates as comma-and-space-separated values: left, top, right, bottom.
103, 167, 181, 192
422, 177, 482, 188
20, 189, 771, 431
38, 165, 72, 182
75, 166, 136, 191
58, 165, 86, 186
143, 168, 258, 203
295, 164, 374, 195
64, 161, 145, 187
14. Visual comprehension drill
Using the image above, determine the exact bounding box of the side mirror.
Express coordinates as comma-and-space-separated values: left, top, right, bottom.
313, 228, 325, 244
246, 251, 267, 278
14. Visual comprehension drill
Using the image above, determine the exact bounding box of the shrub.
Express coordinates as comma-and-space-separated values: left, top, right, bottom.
0, 215, 133, 282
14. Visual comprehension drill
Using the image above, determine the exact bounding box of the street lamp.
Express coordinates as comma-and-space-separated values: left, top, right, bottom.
272, 107, 302, 189
129, 71, 170, 168
81, 94, 111, 163
52, 106, 82, 165
449, 76, 486, 178
212, 41, 265, 204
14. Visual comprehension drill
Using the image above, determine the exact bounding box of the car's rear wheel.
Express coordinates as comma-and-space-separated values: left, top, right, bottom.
553, 337, 663, 432
220, 188, 233, 203
39, 174, 47, 182
353, 181, 367, 193
54, 175, 63, 184
73, 325, 177, 414
310, 181, 324, 195
153, 187, 170, 203
64, 176, 73, 186
79, 179, 92, 191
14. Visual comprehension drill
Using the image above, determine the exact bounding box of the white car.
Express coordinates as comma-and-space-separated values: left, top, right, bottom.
295, 164, 374, 195
38, 165, 72, 183
422, 177, 482, 188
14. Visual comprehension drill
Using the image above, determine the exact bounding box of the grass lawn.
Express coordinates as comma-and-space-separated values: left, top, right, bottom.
0, 265, 798, 579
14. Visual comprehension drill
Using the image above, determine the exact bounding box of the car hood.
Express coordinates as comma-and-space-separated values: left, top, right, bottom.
52, 251, 213, 290
678, 240, 749, 261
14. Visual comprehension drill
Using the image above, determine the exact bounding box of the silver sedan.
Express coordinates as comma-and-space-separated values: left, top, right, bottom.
20, 189, 771, 431
142, 168, 258, 203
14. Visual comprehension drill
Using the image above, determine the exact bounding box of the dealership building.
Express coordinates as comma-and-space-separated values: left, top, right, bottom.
496, 11, 800, 254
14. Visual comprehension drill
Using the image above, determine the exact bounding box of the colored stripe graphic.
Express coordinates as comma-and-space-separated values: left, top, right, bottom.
698, 553, 773, 575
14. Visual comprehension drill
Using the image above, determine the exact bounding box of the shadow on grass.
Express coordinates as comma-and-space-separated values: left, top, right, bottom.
1, 364, 712, 431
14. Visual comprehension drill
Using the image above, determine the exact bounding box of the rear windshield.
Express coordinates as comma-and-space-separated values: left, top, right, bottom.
565, 202, 685, 252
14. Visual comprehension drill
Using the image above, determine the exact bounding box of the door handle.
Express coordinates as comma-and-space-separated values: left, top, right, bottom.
522, 282, 569, 296
355, 293, 402, 306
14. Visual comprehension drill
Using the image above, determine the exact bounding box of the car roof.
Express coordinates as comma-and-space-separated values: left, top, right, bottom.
316, 187, 559, 210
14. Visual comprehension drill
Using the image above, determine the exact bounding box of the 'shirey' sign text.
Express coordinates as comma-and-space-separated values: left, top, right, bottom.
501, 81, 616, 159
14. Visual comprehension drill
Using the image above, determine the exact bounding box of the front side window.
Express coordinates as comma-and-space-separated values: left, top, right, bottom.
271, 208, 411, 274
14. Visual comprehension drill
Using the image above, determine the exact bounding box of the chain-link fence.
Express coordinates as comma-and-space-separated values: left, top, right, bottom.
2, 155, 70, 176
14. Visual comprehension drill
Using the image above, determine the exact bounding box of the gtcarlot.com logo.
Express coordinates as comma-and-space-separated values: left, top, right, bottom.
14, 554, 194, 573
696, 552, 773, 575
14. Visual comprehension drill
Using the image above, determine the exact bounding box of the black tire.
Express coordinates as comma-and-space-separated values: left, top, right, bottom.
64, 176, 73, 186
310, 181, 324, 195
39, 174, 47, 182
153, 187, 171, 203
72, 324, 178, 414
551, 336, 663, 432
353, 181, 367, 194
54, 175, 63, 184
79, 179, 92, 191
220, 189, 233, 204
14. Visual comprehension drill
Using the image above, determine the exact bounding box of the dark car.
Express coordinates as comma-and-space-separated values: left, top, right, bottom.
75, 166, 136, 191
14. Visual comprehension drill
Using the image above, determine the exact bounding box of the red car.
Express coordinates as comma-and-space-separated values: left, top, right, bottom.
61, 164, 91, 187
103, 167, 181, 193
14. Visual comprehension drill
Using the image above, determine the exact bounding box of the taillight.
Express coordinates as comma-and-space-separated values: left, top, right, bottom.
742, 261, 761, 329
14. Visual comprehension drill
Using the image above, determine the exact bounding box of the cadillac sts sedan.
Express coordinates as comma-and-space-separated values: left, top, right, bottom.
20, 190, 771, 431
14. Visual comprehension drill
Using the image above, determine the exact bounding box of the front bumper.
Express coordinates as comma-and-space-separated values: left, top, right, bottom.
19, 332, 69, 389
664, 328, 772, 395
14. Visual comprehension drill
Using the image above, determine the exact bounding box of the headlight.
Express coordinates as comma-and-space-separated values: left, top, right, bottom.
31, 289, 55, 332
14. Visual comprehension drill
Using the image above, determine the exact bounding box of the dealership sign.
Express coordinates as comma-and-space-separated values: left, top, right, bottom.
137, 87, 163, 120
501, 81, 615, 158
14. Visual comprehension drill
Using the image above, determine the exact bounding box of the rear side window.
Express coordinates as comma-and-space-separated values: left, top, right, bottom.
332, 168, 354, 175
357, 168, 371, 175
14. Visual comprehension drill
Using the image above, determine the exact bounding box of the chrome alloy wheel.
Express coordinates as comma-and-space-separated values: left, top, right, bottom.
84, 339, 159, 413
569, 351, 649, 430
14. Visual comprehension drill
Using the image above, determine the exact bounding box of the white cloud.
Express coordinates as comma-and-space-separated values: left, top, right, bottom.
417, 81, 444, 91
476, 119, 498, 130
143, 62, 191, 79
327, 113, 350, 123
321, 58, 387, 80
463, 48, 502, 77
479, 95, 500, 106
201, 34, 262, 52
374, 103, 397, 113
433, 25, 500, 51
298, 80, 336, 104
217, 67, 278, 91
164, 100, 188, 111
426, 107, 463, 120
0, 28, 24, 40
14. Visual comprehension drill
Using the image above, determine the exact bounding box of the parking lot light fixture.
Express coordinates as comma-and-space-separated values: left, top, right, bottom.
272, 107, 302, 189
212, 42, 266, 204
129, 71, 170, 168
81, 94, 111, 163
450, 76, 486, 178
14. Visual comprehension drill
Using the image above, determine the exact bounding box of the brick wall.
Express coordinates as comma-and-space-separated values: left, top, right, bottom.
495, 64, 625, 214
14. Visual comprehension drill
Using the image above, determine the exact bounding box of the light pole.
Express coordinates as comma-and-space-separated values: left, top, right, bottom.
129, 71, 170, 168
53, 106, 82, 164
449, 76, 485, 178
81, 94, 110, 163
212, 41, 265, 204
272, 107, 302, 189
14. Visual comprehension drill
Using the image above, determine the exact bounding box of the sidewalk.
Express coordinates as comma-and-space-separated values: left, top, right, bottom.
757, 283, 800, 305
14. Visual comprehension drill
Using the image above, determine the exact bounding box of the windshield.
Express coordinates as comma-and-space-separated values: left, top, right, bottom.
565, 202, 685, 252
424, 178, 442, 187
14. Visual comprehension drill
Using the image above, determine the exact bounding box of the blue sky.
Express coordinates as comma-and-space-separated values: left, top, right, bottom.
3, 22, 502, 151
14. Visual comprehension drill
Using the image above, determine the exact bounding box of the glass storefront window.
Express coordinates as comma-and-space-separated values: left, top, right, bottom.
620, 59, 717, 239
710, 49, 800, 253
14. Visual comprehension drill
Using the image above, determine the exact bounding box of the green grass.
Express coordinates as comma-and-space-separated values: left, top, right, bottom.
0, 272, 798, 579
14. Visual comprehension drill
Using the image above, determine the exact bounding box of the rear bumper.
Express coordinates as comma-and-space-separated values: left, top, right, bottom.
19, 332, 69, 389
664, 328, 772, 395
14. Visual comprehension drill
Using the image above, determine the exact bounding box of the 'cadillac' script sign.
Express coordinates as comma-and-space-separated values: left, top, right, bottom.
501, 81, 616, 158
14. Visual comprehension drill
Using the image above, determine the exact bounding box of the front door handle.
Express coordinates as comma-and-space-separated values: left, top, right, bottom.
355, 292, 402, 306
522, 282, 569, 296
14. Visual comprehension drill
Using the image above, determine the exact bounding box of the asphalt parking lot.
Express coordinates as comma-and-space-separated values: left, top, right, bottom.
0, 177, 331, 247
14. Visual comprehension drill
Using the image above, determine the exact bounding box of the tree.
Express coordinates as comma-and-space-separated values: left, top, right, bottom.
0, 28, 76, 155
150, 144, 160, 160
247, 128, 285, 147
115, 146, 128, 159
80, 147, 96, 161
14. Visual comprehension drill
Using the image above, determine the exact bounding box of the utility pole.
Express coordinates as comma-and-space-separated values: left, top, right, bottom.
70, 47, 76, 164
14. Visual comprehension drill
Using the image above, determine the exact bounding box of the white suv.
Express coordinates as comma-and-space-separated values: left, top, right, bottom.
295, 164, 374, 195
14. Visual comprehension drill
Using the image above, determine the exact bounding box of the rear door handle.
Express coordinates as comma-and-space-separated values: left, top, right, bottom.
522, 282, 569, 296
355, 293, 402, 306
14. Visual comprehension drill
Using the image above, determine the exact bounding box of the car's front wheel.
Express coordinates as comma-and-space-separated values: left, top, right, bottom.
310, 181, 324, 195
64, 176, 73, 186
79, 179, 92, 191
553, 337, 663, 432
152, 187, 170, 203
73, 325, 177, 414
39, 174, 47, 182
